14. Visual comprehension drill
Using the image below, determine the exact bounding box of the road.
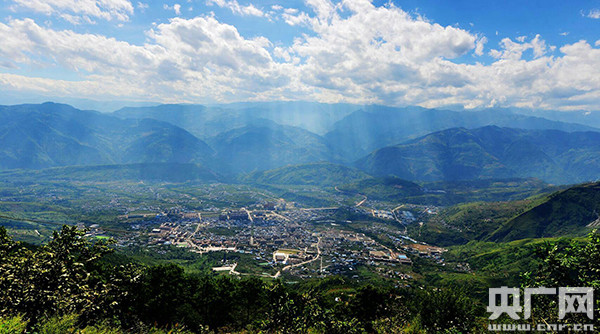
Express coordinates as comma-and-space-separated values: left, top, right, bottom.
185, 213, 205, 249
390, 206, 410, 234
273, 237, 322, 278
270, 211, 291, 222
242, 208, 254, 223
335, 185, 367, 207
355, 195, 368, 207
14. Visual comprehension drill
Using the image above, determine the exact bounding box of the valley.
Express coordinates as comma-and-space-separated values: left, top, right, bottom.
3, 0, 600, 330
1, 102, 599, 332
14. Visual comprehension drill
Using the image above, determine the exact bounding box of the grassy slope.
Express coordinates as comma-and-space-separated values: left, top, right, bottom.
489, 182, 600, 241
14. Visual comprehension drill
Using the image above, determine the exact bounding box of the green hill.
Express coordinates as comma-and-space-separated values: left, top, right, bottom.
415, 181, 599, 245
489, 182, 600, 241
413, 199, 542, 246
242, 162, 370, 186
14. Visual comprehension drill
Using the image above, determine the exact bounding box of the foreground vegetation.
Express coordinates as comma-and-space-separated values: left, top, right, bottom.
1, 226, 599, 333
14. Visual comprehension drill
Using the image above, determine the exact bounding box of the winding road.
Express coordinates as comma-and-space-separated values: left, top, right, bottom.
273, 236, 321, 279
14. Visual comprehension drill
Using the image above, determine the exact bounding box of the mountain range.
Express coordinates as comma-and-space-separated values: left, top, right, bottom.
1, 102, 600, 185
0, 103, 214, 170
357, 126, 600, 184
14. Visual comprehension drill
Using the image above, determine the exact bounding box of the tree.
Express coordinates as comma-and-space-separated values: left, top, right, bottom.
521, 230, 600, 327
0, 226, 115, 323
234, 277, 266, 327
135, 264, 189, 327
411, 287, 480, 333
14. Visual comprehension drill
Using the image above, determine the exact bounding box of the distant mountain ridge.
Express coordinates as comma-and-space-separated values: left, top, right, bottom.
356, 126, 600, 184
2, 102, 600, 185
0, 103, 214, 169
209, 124, 339, 174
114, 101, 358, 137
325, 106, 598, 160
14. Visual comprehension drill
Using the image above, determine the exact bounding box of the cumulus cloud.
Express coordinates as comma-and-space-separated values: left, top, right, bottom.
11, 0, 134, 23
278, 0, 477, 103
1, 0, 600, 111
163, 3, 182, 15
206, 0, 265, 17
0, 16, 288, 101
585, 9, 600, 19
489, 34, 547, 60
474, 36, 487, 56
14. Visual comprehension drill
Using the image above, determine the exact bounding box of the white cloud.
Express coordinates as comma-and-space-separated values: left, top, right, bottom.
0, 16, 287, 101
11, 0, 134, 23
137, 2, 148, 10
475, 36, 487, 56
282, 10, 311, 26
163, 3, 182, 15
585, 9, 600, 19
1, 0, 600, 111
206, 0, 265, 17
489, 34, 547, 59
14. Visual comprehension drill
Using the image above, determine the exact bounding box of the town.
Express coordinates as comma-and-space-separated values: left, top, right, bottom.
85, 195, 447, 281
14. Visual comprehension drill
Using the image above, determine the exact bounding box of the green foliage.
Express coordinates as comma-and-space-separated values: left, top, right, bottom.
35, 314, 80, 334
34, 314, 195, 334
410, 288, 482, 333
519, 230, 600, 327
0, 315, 27, 334
0, 225, 120, 322
0, 226, 499, 333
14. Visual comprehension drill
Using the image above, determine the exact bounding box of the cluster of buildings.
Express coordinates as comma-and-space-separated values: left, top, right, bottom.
96, 198, 449, 281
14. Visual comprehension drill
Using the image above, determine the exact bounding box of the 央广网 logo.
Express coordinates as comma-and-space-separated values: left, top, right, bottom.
487, 286, 594, 332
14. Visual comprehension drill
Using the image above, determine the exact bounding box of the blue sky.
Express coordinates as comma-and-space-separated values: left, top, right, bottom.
0, 0, 599, 111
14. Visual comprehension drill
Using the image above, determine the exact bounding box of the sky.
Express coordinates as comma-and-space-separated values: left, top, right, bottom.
0, 0, 600, 111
